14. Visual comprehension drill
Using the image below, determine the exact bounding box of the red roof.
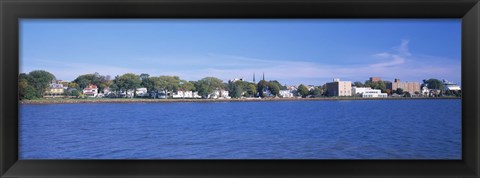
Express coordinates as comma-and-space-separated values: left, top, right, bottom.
84, 84, 98, 90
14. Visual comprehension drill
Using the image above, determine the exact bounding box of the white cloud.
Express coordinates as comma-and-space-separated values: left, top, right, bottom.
369, 39, 410, 68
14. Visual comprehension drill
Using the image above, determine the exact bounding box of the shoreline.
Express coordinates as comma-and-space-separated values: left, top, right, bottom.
20, 97, 461, 104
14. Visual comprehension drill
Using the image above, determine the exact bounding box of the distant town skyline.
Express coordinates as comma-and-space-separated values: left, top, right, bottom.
20, 19, 461, 86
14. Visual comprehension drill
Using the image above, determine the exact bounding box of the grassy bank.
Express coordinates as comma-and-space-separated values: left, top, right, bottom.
19, 96, 461, 104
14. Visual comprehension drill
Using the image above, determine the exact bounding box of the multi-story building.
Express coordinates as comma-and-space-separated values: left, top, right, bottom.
387, 79, 421, 94
326, 78, 352, 96
44, 82, 65, 97
82, 84, 98, 97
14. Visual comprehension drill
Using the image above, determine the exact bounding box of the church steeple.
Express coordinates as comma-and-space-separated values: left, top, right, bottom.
262, 72, 265, 81
253, 72, 256, 83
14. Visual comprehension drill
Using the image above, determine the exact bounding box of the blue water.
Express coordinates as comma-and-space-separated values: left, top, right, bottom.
19, 99, 461, 159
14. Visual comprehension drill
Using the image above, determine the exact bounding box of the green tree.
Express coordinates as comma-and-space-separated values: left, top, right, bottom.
257, 80, 269, 97
268, 82, 280, 97
425, 78, 445, 90
396, 88, 404, 95
139, 73, 154, 92
269, 80, 286, 90
195, 77, 224, 98
116, 73, 141, 98
246, 83, 257, 97
179, 80, 195, 91
228, 80, 245, 98
139, 73, 150, 81
19, 73, 37, 100
353, 81, 364, 87
73, 72, 111, 91
297, 84, 309, 98
365, 80, 387, 92
149, 77, 163, 98
64, 88, 81, 98
157, 76, 181, 97
27, 70, 56, 98
309, 87, 323, 98
68, 82, 79, 89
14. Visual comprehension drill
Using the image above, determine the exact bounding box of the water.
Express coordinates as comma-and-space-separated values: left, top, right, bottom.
19, 99, 461, 159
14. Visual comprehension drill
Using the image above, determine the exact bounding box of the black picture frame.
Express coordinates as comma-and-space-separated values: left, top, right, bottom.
1, 0, 479, 177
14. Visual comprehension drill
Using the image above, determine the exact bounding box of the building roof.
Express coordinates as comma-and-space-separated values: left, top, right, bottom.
84, 84, 98, 90
49, 83, 64, 89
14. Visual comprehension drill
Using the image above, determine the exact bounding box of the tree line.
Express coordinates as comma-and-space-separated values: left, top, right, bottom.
19, 70, 306, 100
18, 70, 458, 100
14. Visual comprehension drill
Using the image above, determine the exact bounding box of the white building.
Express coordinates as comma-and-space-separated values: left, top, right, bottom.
352, 86, 387, 98
279, 90, 294, 98
443, 80, 461, 91
82, 84, 98, 98
361, 89, 387, 98
352, 87, 372, 95
135, 88, 149, 97
211, 89, 231, 99
118, 89, 135, 98
422, 86, 430, 97
172, 91, 202, 99
156, 91, 167, 99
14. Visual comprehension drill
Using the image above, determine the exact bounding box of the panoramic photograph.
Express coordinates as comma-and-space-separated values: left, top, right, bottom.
19, 19, 461, 159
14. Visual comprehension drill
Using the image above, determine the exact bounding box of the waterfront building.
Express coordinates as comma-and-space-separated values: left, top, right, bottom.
172, 91, 202, 99
82, 84, 98, 97
127, 90, 135, 97
192, 91, 201, 98
422, 86, 430, 97
352, 87, 372, 95
157, 91, 167, 99
443, 80, 461, 91
352, 86, 387, 98
135, 88, 149, 97
361, 89, 387, 98
118, 89, 135, 98
326, 78, 352, 96
279, 90, 294, 98
44, 82, 65, 97
211, 89, 231, 99
387, 78, 420, 94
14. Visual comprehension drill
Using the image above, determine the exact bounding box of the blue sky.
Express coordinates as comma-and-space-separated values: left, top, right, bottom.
20, 19, 461, 86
